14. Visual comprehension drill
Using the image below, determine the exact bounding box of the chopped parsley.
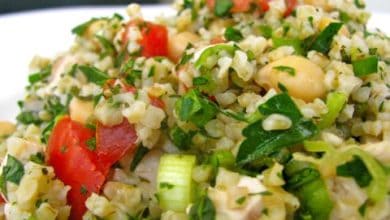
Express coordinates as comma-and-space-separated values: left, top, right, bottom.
337, 156, 373, 187
130, 145, 150, 171
29, 152, 45, 165
78, 65, 110, 85
307, 22, 343, 54
159, 182, 175, 189
0, 155, 25, 196
352, 56, 379, 77
224, 27, 243, 42
28, 65, 52, 85
169, 126, 195, 151
175, 89, 218, 127
86, 137, 97, 151
214, 0, 233, 17
235, 196, 246, 205
80, 185, 88, 196
236, 93, 318, 165
273, 65, 296, 76
189, 195, 216, 220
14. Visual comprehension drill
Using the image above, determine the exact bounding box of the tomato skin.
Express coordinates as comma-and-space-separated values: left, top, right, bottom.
47, 116, 105, 220
149, 95, 165, 109
122, 20, 168, 58
206, 0, 251, 13
284, 0, 297, 17
96, 119, 137, 171
257, 0, 270, 11
207, 0, 296, 16
48, 117, 138, 220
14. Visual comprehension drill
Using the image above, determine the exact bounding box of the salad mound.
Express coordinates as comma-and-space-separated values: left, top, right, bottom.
0, 0, 389, 219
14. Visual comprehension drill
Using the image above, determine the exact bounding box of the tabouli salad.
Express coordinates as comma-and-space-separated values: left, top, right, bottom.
0, 0, 389, 219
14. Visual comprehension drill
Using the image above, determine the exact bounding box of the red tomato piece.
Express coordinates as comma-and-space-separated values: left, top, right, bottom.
284, 0, 297, 17
231, 0, 251, 13
96, 119, 137, 170
47, 116, 105, 220
149, 96, 165, 109
257, 0, 270, 11
122, 20, 168, 58
206, 0, 251, 13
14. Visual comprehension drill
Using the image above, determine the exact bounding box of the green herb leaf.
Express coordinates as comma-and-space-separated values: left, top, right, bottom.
337, 156, 373, 187
224, 27, 244, 42
259, 25, 273, 39
80, 185, 88, 196
3, 155, 24, 185
189, 195, 216, 220
175, 90, 218, 127
86, 137, 96, 151
236, 93, 318, 165
235, 196, 246, 205
184, 0, 193, 9
308, 22, 343, 54
169, 126, 194, 151
354, 0, 365, 9
273, 65, 296, 76
193, 76, 209, 86
273, 37, 304, 55
214, 0, 233, 17
79, 65, 110, 85
318, 92, 347, 129
195, 44, 237, 70
16, 111, 41, 125
95, 35, 115, 55
160, 182, 175, 189
29, 152, 45, 165
257, 93, 302, 123
130, 145, 150, 171
72, 18, 97, 36
284, 160, 333, 220
352, 56, 378, 77
28, 65, 52, 84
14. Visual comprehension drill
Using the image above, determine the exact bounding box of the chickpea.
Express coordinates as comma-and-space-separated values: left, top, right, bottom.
255, 55, 326, 102
168, 32, 200, 62
69, 97, 94, 124
0, 121, 15, 137
303, 0, 333, 11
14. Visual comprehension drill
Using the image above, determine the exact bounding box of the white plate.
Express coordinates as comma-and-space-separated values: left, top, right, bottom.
0, 4, 389, 121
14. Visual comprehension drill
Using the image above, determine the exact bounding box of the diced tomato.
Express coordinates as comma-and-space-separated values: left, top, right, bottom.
48, 117, 138, 220
149, 96, 165, 109
206, 0, 251, 13
257, 0, 270, 11
122, 20, 168, 58
123, 84, 137, 94
207, 0, 296, 16
284, 0, 297, 17
210, 36, 226, 44
47, 116, 105, 220
96, 119, 137, 170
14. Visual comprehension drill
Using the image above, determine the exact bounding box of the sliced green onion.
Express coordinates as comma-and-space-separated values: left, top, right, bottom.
340, 148, 387, 203
78, 65, 109, 86
214, 0, 233, 17
272, 37, 304, 55
157, 154, 196, 212
352, 56, 379, 77
309, 22, 343, 54
318, 92, 348, 129
195, 44, 237, 70
224, 27, 243, 42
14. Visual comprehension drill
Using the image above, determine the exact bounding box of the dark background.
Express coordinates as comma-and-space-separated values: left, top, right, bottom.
0, 0, 160, 14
